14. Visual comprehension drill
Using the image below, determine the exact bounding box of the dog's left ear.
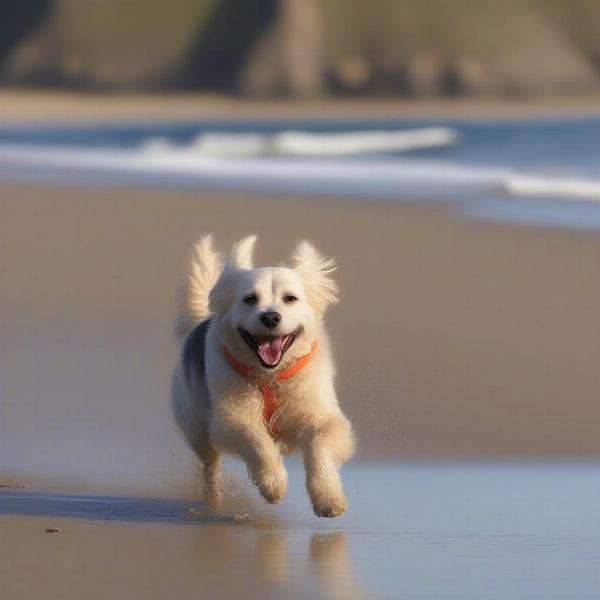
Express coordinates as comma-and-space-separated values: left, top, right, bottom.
230, 235, 256, 270
291, 241, 338, 315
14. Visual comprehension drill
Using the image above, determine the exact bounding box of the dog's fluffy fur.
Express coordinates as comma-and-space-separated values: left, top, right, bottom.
172, 235, 355, 517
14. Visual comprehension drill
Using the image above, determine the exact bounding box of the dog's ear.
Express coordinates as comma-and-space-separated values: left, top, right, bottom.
209, 235, 257, 315
291, 241, 338, 315
230, 235, 256, 269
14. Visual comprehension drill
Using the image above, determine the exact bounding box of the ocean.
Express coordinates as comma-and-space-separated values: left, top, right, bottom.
1, 116, 600, 230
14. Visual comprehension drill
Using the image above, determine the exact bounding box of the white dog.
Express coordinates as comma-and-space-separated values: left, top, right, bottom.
172, 235, 355, 517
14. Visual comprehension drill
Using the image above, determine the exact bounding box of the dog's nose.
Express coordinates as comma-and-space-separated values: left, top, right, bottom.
259, 311, 281, 329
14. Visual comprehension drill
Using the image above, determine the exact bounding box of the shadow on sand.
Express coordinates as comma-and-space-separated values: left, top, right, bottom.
0, 489, 232, 524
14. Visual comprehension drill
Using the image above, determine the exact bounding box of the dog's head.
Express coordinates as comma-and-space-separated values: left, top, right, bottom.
209, 236, 338, 369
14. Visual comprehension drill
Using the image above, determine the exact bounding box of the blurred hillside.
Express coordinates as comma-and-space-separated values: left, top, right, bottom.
2, 0, 600, 97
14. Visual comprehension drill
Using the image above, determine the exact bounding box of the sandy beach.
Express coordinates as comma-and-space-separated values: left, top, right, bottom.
3, 89, 600, 124
2, 138, 600, 597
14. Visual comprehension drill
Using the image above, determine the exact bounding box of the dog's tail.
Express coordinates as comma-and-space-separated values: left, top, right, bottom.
175, 235, 223, 339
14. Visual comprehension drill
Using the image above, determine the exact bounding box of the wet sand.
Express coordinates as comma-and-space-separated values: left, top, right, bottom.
2, 465, 600, 599
1, 181, 600, 598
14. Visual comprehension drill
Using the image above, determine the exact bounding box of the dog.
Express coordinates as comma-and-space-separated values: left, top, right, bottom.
172, 235, 355, 517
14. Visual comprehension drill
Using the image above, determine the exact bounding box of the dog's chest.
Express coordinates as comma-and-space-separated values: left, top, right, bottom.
262, 377, 315, 436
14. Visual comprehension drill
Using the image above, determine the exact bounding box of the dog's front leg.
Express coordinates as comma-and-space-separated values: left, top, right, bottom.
213, 418, 287, 504
302, 416, 355, 518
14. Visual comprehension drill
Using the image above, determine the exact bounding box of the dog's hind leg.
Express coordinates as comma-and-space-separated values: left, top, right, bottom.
172, 370, 223, 500
189, 424, 223, 500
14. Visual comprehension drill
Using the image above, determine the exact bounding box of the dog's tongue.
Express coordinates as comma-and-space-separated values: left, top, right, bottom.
257, 336, 285, 366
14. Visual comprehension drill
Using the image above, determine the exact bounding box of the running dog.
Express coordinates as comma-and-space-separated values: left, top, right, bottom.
172, 235, 355, 517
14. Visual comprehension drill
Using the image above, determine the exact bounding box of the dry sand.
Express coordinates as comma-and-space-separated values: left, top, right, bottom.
2, 183, 600, 470
2, 89, 600, 124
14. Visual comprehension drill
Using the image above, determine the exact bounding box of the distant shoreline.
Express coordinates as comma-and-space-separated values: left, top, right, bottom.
2, 89, 600, 125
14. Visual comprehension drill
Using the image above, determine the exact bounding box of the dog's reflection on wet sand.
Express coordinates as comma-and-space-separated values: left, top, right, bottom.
0, 489, 368, 598
248, 529, 368, 598
188, 523, 369, 598
310, 532, 368, 600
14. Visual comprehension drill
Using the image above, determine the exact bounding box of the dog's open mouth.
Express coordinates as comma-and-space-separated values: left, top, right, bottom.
238, 327, 303, 368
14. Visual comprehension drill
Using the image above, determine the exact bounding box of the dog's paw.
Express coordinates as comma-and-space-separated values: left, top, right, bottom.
252, 465, 288, 504
312, 495, 348, 518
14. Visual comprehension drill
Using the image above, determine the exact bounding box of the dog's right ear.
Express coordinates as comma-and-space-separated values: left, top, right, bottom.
209, 236, 257, 315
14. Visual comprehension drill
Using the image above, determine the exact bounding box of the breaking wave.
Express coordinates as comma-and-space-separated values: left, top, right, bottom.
141, 127, 459, 157
1, 138, 600, 203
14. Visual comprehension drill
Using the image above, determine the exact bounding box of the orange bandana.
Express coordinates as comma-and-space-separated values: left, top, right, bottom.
222, 342, 317, 437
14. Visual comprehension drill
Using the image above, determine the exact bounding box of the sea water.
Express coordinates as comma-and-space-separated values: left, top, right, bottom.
1, 116, 600, 229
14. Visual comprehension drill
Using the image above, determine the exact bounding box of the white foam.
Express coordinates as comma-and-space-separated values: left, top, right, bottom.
144, 134, 268, 158
269, 127, 459, 156
0, 142, 501, 191
1, 142, 600, 203
142, 127, 459, 158
505, 174, 600, 201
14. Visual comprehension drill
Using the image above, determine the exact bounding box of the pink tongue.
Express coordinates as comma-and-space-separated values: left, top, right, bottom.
258, 337, 285, 366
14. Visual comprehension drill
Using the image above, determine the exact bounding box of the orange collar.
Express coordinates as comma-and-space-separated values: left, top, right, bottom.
222, 342, 317, 436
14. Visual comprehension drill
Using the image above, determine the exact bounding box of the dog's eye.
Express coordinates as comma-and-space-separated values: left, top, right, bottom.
243, 293, 258, 305
282, 294, 298, 303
